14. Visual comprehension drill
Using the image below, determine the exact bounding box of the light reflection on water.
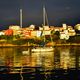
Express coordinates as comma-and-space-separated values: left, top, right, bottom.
0, 46, 80, 74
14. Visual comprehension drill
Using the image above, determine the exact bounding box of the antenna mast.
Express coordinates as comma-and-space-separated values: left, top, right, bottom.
20, 9, 22, 28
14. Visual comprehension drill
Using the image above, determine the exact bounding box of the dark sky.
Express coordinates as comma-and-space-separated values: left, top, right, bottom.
0, 0, 80, 29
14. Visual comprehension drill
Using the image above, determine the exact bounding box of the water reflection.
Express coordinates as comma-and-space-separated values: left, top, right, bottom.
0, 46, 80, 73
60, 48, 70, 69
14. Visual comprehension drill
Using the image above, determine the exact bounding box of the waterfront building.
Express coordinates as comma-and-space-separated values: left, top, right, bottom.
60, 32, 69, 40
9, 25, 20, 30
4, 29, 13, 36
68, 30, 76, 36
31, 30, 51, 38
75, 24, 80, 30
42, 30, 51, 36
39, 27, 43, 30
20, 29, 31, 39
31, 30, 41, 37
0, 31, 5, 36
23, 30, 31, 37
59, 24, 76, 39
9, 25, 21, 35
64, 30, 68, 35
67, 26, 76, 36
67, 26, 73, 31
52, 27, 64, 32
54, 27, 60, 31
43, 26, 50, 30
29, 24, 35, 30
62, 23, 67, 30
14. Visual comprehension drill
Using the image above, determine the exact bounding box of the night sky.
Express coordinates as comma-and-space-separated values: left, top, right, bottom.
0, 0, 80, 30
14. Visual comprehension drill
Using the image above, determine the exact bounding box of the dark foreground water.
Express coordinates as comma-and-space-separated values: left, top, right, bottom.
0, 46, 80, 80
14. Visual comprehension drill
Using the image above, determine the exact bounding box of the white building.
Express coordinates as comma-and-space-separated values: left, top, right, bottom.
42, 30, 51, 36
0, 32, 5, 36
75, 24, 80, 30
68, 30, 76, 36
9, 25, 21, 35
43, 26, 50, 30
29, 24, 35, 30
62, 24, 67, 30
9, 25, 20, 30
60, 32, 69, 40
31, 30, 51, 37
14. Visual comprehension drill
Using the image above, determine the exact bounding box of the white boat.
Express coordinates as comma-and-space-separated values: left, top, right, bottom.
22, 49, 30, 55
22, 51, 29, 54
32, 47, 53, 52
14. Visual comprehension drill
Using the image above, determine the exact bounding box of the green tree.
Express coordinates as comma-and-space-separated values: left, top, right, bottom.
51, 31, 60, 41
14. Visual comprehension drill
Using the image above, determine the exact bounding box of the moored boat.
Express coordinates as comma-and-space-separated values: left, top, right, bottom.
32, 47, 53, 52
31, 6, 54, 52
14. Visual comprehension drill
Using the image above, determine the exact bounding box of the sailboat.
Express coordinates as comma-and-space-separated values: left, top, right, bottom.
32, 6, 54, 52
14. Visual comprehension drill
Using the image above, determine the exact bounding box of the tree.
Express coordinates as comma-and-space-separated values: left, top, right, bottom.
51, 31, 60, 41
54, 31, 60, 36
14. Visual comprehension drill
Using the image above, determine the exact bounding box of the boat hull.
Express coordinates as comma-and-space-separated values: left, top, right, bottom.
32, 47, 53, 52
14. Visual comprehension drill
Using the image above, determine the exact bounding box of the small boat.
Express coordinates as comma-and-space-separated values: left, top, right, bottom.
22, 51, 29, 55
32, 47, 53, 52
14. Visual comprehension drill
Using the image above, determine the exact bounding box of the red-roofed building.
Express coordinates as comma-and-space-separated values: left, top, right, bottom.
4, 29, 13, 36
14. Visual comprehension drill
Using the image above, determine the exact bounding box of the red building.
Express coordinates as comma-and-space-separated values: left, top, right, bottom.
4, 29, 13, 36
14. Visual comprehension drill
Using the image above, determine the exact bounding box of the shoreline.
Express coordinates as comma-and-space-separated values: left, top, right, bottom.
0, 43, 80, 47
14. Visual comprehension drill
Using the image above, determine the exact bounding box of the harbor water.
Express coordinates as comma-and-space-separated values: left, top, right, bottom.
0, 46, 80, 80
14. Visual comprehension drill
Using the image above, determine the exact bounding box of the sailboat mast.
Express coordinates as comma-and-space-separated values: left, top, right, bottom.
20, 9, 22, 28
43, 6, 46, 43
43, 6, 45, 26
